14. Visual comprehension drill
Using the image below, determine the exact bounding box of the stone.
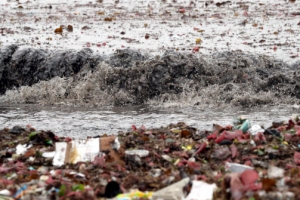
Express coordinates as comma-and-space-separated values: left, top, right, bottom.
9, 125, 25, 134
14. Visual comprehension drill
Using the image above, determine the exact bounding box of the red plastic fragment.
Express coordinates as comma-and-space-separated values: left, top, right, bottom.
214, 131, 226, 144
286, 163, 300, 169
64, 137, 72, 142
207, 131, 217, 140
179, 8, 185, 13
240, 170, 259, 189
0, 166, 11, 173
228, 173, 244, 200
253, 132, 266, 144
231, 144, 238, 158
242, 155, 258, 160
215, 130, 243, 144
131, 125, 137, 131
192, 46, 199, 52
187, 161, 201, 171
195, 142, 207, 154
197, 175, 208, 181
297, 129, 300, 136
45, 176, 55, 185
244, 160, 252, 166
294, 151, 300, 165
0, 178, 13, 185
140, 125, 146, 131
92, 155, 106, 167
287, 119, 295, 130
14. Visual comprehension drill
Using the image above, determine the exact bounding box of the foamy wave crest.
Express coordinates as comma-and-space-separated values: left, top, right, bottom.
0, 49, 299, 108
0, 62, 136, 106
0, 77, 72, 104
147, 84, 297, 109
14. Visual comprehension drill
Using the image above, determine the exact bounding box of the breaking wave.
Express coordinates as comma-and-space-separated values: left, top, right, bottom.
0, 45, 299, 108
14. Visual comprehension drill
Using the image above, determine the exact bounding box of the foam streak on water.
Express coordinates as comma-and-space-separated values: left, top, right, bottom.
0, 104, 298, 138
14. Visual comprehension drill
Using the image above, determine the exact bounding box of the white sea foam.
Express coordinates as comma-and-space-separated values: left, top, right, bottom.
0, 0, 299, 63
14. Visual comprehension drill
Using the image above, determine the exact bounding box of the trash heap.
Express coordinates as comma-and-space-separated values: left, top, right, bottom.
0, 115, 300, 200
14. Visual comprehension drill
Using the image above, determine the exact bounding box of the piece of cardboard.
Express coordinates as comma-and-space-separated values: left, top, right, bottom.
53, 142, 68, 166
100, 136, 116, 151
53, 136, 124, 166
69, 138, 100, 163
100, 136, 125, 166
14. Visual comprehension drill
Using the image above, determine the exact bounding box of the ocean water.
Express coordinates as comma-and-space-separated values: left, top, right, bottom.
0, 103, 298, 138
0, 0, 299, 136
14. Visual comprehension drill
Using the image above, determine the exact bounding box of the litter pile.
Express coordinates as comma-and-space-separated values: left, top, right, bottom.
0, 115, 300, 199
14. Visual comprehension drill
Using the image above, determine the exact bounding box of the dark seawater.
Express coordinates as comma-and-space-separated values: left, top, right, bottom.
0, 47, 299, 137
0, 47, 299, 107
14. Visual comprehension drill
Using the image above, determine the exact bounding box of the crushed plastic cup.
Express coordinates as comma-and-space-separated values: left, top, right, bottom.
249, 124, 265, 135
125, 150, 149, 157
225, 162, 254, 173
233, 117, 251, 133
239, 119, 251, 133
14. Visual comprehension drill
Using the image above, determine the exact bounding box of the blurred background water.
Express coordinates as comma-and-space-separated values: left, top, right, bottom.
0, 104, 298, 138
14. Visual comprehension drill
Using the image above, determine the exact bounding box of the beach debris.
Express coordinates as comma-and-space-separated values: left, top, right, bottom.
67, 25, 73, 32
52, 137, 118, 166
116, 190, 153, 200
235, 119, 251, 133
0, 116, 300, 199
223, 170, 261, 200
54, 26, 63, 34
225, 162, 254, 173
9, 125, 25, 134
16, 143, 32, 155
185, 181, 217, 200
152, 177, 190, 200
268, 166, 284, 179
102, 181, 123, 198
125, 149, 149, 157
145, 33, 150, 39
249, 124, 265, 135
195, 38, 202, 45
